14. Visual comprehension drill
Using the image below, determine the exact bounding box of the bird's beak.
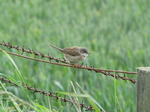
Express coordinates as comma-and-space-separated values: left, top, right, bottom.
88, 52, 91, 55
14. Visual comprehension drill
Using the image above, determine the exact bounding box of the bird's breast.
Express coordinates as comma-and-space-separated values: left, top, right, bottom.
64, 54, 85, 63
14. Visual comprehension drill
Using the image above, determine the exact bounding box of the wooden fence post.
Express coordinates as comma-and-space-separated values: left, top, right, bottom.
137, 67, 150, 112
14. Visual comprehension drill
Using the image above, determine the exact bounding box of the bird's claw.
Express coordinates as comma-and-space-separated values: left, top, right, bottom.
72, 64, 80, 68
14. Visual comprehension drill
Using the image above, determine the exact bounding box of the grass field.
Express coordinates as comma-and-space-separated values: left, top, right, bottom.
0, 0, 150, 111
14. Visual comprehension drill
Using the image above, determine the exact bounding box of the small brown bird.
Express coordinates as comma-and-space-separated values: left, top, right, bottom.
50, 44, 90, 63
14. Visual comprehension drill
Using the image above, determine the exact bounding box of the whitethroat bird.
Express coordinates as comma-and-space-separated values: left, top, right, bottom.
50, 44, 90, 64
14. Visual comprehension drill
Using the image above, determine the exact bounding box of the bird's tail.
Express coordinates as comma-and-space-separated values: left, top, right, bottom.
50, 44, 63, 52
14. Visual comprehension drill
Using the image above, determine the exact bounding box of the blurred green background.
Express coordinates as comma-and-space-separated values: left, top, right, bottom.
0, 0, 150, 111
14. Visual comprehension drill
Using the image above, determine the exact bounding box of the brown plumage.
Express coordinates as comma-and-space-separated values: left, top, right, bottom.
50, 44, 89, 63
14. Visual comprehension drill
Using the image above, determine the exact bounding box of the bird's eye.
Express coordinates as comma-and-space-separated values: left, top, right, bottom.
80, 48, 88, 54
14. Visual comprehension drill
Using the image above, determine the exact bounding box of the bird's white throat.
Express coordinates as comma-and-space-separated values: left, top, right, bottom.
82, 53, 88, 57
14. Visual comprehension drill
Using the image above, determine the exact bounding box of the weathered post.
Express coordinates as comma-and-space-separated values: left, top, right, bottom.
137, 67, 150, 112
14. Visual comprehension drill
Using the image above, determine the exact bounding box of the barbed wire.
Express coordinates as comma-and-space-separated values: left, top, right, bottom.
0, 41, 69, 64
0, 77, 98, 112
0, 41, 137, 83
0, 41, 137, 74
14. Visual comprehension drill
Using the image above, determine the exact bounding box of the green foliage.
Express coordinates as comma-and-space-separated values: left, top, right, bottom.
0, 0, 150, 111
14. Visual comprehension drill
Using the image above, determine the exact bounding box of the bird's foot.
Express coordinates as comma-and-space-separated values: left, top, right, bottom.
71, 64, 80, 68
79, 62, 84, 67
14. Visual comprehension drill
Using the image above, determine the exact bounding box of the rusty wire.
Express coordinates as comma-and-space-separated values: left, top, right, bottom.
4, 51, 137, 84
0, 41, 137, 83
0, 41, 69, 64
0, 77, 96, 111
0, 41, 137, 73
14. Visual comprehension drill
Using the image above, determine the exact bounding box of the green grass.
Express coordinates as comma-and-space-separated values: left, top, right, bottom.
0, 0, 150, 111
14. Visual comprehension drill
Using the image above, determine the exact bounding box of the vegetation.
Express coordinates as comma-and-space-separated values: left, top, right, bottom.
0, 0, 149, 111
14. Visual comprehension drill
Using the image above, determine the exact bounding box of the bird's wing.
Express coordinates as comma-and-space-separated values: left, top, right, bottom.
63, 47, 80, 56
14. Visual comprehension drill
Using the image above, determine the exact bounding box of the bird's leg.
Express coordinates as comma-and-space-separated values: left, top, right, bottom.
63, 57, 70, 64
71, 63, 80, 68
63, 58, 67, 61
79, 62, 84, 67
